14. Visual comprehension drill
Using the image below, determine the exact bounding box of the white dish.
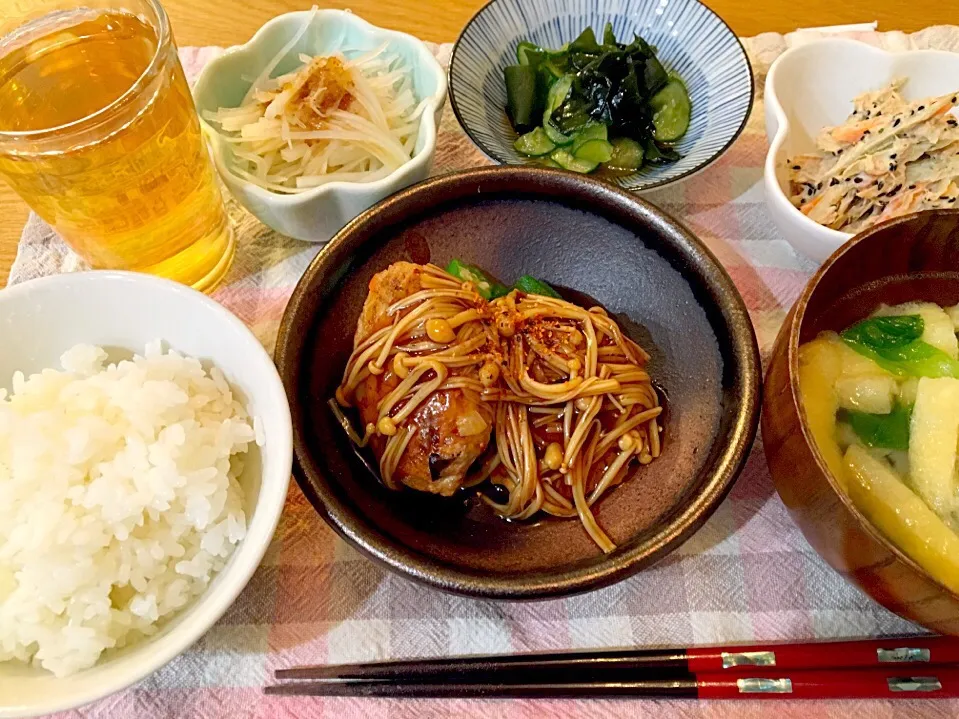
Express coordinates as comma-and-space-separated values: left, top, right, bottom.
763, 38, 959, 262
193, 9, 447, 244
0, 272, 292, 717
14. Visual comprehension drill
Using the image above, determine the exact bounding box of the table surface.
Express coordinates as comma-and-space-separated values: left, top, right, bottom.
0, 0, 954, 286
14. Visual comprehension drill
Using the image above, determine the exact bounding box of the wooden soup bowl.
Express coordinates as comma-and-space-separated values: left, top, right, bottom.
763, 210, 959, 635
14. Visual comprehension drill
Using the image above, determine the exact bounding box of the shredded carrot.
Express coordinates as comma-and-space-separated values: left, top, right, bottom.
829, 119, 883, 145
800, 195, 824, 215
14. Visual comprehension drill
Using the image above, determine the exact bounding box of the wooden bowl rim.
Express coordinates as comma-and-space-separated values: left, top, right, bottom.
786, 209, 959, 600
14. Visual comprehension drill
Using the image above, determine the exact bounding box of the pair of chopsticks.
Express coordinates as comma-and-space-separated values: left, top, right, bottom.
266, 636, 959, 699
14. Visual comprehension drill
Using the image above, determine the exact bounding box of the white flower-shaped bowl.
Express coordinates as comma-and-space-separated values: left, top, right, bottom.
764, 38, 959, 262
193, 10, 447, 243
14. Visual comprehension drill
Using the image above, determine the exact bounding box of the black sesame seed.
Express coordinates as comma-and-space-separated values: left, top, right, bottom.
889, 163, 896, 171
941, 195, 950, 201
951, 198, 957, 204
910, 109, 915, 116
854, 177, 863, 183
837, 149, 844, 155
952, 96, 957, 103
890, 153, 897, 159
817, 182, 823, 190
918, 105, 926, 111
878, 128, 884, 134
876, 111, 882, 116
792, 165, 800, 170
830, 177, 839, 186
893, 118, 901, 127
863, 130, 871, 135
908, 184, 916, 190
878, 181, 884, 189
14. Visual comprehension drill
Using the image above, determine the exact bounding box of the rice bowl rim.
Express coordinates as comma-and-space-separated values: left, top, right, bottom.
0, 270, 293, 718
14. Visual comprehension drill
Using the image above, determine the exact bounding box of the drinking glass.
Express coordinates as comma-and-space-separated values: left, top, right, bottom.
0, 0, 234, 291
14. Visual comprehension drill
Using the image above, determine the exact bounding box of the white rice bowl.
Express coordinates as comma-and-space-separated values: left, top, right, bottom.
0, 341, 260, 677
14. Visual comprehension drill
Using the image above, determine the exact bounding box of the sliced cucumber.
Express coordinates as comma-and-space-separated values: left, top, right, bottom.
541, 75, 575, 145
650, 79, 691, 142
570, 123, 608, 153
544, 74, 572, 115
544, 121, 574, 146
551, 148, 599, 174
606, 137, 644, 171
573, 138, 613, 164
514, 126, 556, 157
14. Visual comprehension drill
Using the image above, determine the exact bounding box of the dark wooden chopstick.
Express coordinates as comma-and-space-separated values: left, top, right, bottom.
266, 667, 959, 699
275, 635, 958, 682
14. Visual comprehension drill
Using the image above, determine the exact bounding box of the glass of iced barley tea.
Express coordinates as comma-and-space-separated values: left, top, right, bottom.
0, 0, 234, 291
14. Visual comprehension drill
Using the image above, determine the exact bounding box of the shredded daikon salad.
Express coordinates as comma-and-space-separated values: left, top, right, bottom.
204, 18, 429, 193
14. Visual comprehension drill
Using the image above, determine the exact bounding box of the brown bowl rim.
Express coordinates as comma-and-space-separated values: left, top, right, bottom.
275, 165, 762, 599
786, 209, 959, 601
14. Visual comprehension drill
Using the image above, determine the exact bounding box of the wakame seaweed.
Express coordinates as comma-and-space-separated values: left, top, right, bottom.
504, 24, 690, 173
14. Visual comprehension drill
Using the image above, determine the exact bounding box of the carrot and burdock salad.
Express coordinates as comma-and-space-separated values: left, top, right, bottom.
787, 80, 959, 232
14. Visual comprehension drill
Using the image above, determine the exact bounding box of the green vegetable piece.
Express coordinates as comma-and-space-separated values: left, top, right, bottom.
602, 22, 617, 47
573, 138, 613, 163
514, 126, 556, 157
534, 63, 558, 114
606, 137, 644, 170
552, 96, 593, 135
644, 136, 680, 164
544, 74, 573, 115
841, 314, 959, 378
445, 259, 509, 300
514, 274, 562, 298
544, 52, 570, 75
550, 148, 599, 173
843, 315, 923, 348
568, 27, 600, 54
643, 55, 669, 95
516, 41, 546, 67
504, 64, 538, 130
650, 79, 691, 142
542, 75, 575, 145
624, 34, 654, 57
544, 122, 574, 146
840, 403, 913, 451
570, 123, 608, 153
540, 58, 566, 81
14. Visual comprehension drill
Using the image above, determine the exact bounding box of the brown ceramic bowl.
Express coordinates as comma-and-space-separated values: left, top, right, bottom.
276, 166, 761, 599
763, 210, 959, 634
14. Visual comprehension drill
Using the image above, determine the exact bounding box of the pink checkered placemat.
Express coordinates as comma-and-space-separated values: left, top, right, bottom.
11, 26, 959, 719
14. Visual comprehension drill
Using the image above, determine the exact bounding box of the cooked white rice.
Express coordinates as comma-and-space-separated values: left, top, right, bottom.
0, 342, 256, 677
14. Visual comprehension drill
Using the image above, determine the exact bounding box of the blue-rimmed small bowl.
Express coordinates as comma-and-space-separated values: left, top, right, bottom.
194, 9, 447, 243
448, 0, 753, 191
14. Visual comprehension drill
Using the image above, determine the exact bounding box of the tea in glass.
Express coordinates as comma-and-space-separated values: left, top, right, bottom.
0, 0, 234, 291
